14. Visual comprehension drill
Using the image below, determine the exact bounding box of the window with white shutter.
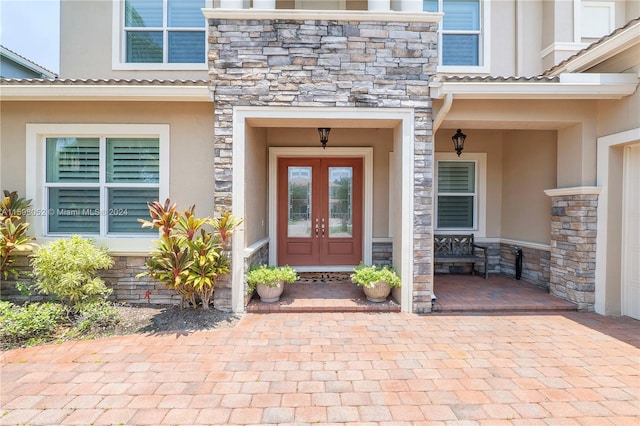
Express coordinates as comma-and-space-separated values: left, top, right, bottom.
44, 136, 161, 236
434, 152, 486, 235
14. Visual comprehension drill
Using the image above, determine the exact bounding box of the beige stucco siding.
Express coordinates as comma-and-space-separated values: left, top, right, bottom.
435, 129, 503, 238
0, 101, 215, 216
501, 130, 556, 245
59, 0, 208, 80
244, 125, 269, 246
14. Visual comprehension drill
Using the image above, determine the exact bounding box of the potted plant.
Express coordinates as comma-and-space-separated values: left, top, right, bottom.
246, 265, 298, 303
350, 263, 401, 303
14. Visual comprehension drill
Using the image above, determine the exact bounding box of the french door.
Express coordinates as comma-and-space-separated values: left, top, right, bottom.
277, 157, 363, 266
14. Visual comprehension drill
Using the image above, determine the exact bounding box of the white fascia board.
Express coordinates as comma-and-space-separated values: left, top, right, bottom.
0, 85, 212, 102
429, 73, 638, 100
202, 8, 443, 23
0, 47, 57, 78
548, 20, 640, 75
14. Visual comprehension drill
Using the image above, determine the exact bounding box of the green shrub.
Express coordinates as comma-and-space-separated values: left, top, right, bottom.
0, 301, 65, 346
30, 235, 114, 306
72, 300, 120, 335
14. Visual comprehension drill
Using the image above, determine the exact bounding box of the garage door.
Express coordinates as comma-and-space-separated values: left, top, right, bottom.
622, 144, 640, 320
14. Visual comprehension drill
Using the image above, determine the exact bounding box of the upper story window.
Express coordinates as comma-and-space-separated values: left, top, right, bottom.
424, 0, 490, 73
125, 0, 205, 63
114, 0, 208, 70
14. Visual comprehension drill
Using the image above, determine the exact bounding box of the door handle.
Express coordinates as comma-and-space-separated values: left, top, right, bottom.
321, 218, 325, 238
315, 218, 319, 238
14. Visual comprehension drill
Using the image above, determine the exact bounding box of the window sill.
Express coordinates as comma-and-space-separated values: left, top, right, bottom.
436, 65, 490, 74
34, 236, 157, 254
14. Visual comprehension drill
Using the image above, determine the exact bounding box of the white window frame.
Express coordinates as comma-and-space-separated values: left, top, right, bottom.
26, 124, 170, 253
434, 152, 486, 237
429, 0, 491, 74
112, 0, 210, 71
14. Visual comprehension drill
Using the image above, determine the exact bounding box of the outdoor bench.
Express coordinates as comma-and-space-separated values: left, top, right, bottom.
434, 234, 488, 279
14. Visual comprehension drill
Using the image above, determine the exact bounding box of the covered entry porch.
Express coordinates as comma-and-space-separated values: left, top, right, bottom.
245, 273, 578, 313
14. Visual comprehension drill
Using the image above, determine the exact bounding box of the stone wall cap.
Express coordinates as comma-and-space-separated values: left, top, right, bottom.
544, 187, 603, 197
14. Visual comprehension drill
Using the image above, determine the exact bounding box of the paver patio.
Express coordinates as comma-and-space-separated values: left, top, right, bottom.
1, 312, 638, 425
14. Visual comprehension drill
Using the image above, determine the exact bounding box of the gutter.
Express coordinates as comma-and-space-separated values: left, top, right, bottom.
432, 92, 453, 133
0, 84, 212, 102
429, 73, 639, 100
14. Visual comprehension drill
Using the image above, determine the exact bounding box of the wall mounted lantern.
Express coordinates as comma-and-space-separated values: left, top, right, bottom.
318, 128, 331, 149
452, 129, 466, 157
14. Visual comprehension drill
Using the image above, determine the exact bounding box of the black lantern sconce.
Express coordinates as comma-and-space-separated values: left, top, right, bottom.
318, 128, 331, 149
452, 128, 466, 157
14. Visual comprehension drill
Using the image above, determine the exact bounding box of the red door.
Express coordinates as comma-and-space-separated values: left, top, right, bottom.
277, 157, 363, 266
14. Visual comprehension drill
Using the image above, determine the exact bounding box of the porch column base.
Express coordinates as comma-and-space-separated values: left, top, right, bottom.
545, 187, 602, 311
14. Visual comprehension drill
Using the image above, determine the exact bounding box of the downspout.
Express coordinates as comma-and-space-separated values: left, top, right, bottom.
430, 92, 453, 309
432, 92, 453, 133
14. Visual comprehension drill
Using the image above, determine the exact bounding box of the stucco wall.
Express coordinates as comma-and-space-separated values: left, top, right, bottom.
0, 101, 215, 223
244, 125, 269, 245
59, 0, 208, 80
435, 128, 556, 245
501, 130, 556, 245
435, 129, 503, 238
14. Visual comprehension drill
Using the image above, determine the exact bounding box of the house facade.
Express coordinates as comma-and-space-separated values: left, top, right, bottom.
1, 0, 638, 318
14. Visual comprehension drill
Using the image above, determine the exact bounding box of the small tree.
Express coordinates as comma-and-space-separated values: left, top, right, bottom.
30, 235, 114, 306
1, 190, 38, 279
138, 199, 241, 309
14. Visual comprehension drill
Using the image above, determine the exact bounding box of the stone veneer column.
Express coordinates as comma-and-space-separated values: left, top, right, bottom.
545, 187, 601, 311
208, 16, 437, 312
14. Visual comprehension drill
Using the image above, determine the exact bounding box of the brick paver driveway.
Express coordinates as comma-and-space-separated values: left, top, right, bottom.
1, 312, 638, 425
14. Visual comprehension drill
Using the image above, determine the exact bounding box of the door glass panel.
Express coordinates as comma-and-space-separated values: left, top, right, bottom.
288, 167, 312, 238
328, 167, 352, 237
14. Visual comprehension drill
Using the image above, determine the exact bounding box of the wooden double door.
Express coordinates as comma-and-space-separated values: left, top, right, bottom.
277, 157, 363, 266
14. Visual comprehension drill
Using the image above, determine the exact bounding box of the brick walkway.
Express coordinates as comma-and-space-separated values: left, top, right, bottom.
1, 312, 638, 425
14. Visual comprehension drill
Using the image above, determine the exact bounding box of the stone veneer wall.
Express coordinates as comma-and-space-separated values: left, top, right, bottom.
499, 243, 550, 289
1, 254, 181, 305
242, 243, 270, 307
549, 193, 599, 310
372, 241, 392, 266
208, 17, 437, 312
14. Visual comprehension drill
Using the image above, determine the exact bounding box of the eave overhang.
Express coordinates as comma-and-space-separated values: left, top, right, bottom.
544, 19, 640, 76
429, 73, 639, 100
0, 79, 211, 102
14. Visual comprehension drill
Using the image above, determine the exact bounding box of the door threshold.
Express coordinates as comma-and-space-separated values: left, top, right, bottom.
292, 266, 356, 273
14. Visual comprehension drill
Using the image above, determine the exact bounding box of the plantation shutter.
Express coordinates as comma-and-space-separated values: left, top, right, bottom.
48, 188, 100, 233
108, 188, 159, 234
168, 32, 205, 63
46, 138, 99, 183
437, 161, 475, 229
106, 138, 160, 183
46, 138, 100, 234
106, 138, 159, 234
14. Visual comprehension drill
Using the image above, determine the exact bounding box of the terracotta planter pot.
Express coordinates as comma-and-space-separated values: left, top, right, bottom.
362, 280, 391, 302
256, 281, 284, 303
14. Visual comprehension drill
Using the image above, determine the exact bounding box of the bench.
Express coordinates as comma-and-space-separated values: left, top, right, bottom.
434, 234, 488, 279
